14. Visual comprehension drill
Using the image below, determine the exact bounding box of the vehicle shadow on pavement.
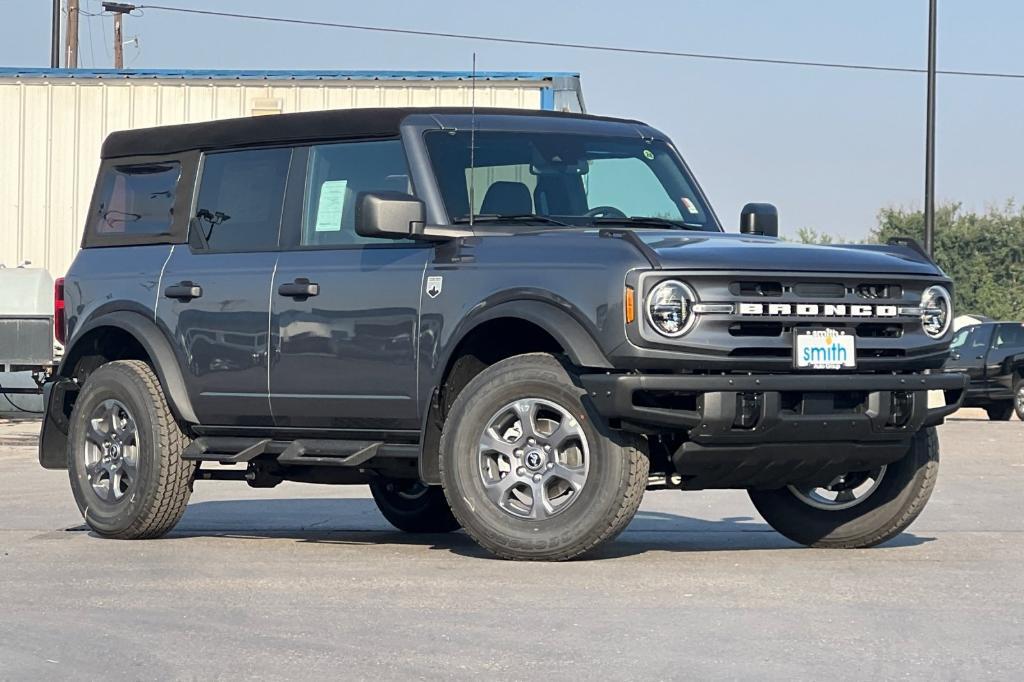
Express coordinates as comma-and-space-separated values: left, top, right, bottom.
107, 498, 933, 560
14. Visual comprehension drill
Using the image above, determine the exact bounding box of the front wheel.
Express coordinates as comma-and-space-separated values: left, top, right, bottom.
749, 428, 939, 548
439, 353, 648, 561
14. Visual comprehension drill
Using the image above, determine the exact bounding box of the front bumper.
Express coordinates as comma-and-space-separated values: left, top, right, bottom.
580, 371, 968, 488
581, 372, 967, 433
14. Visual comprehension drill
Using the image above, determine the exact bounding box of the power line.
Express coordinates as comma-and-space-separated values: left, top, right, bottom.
135, 4, 1024, 80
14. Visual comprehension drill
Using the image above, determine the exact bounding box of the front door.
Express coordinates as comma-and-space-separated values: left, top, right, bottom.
947, 324, 994, 392
269, 139, 429, 434
156, 147, 292, 426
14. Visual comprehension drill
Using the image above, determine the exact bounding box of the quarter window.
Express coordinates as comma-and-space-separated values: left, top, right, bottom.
301, 139, 412, 246
91, 161, 180, 236
193, 148, 291, 252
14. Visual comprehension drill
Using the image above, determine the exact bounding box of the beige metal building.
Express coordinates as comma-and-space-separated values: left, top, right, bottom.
0, 68, 585, 278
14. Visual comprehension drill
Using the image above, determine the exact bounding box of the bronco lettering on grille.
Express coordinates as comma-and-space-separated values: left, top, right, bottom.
737, 303, 899, 317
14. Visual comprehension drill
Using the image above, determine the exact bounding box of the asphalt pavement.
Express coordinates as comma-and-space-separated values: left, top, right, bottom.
1, 412, 1022, 680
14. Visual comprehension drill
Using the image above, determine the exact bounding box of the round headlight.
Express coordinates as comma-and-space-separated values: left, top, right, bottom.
646, 280, 697, 337
920, 285, 952, 338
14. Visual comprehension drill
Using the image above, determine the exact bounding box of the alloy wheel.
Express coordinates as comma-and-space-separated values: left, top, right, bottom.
83, 399, 140, 504
477, 398, 590, 520
787, 466, 887, 511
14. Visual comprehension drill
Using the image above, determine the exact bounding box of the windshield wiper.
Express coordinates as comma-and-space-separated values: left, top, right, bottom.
453, 213, 569, 227
593, 216, 702, 231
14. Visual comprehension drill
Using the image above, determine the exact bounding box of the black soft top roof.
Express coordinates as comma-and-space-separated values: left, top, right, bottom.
101, 107, 641, 159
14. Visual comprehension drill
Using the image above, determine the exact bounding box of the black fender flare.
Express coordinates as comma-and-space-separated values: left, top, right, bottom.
448, 299, 613, 371
417, 299, 611, 484
59, 310, 198, 424
39, 310, 198, 470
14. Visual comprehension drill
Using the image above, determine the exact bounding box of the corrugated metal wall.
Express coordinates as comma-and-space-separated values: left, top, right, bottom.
0, 74, 570, 277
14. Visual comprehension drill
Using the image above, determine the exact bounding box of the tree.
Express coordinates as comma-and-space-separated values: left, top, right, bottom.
791, 227, 838, 244
870, 203, 1024, 320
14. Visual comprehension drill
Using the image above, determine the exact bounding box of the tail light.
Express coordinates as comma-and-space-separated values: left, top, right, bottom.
54, 277, 66, 345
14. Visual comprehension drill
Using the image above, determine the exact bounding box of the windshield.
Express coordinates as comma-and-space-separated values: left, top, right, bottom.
424, 130, 719, 231
949, 328, 971, 350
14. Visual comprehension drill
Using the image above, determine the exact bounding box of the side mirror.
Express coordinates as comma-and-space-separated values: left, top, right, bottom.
356, 191, 426, 239
740, 203, 779, 238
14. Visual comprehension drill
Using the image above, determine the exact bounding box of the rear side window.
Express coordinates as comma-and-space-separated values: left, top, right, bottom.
994, 323, 1024, 350
192, 148, 291, 252
91, 162, 180, 236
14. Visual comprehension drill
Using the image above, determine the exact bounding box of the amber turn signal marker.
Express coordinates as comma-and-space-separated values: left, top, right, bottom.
624, 286, 635, 323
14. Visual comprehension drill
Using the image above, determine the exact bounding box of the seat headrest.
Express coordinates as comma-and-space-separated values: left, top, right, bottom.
480, 181, 533, 216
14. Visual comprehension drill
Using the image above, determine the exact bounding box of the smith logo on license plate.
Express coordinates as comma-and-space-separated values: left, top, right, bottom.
794, 328, 856, 369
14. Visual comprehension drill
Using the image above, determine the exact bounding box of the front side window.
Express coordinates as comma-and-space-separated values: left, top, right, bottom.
193, 148, 291, 252
301, 139, 412, 246
91, 161, 180, 236
425, 130, 716, 230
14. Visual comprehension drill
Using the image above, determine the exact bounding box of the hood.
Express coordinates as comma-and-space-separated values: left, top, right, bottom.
632, 231, 942, 276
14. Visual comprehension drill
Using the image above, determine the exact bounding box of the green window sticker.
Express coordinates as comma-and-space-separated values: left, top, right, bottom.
314, 179, 348, 232
642, 149, 655, 161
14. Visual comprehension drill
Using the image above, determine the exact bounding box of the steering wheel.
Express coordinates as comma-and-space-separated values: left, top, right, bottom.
584, 206, 627, 219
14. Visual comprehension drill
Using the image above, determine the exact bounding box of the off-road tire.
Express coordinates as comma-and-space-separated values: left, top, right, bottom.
369, 479, 461, 533
749, 427, 940, 548
439, 353, 648, 561
67, 360, 194, 539
986, 402, 1014, 421
1014, 378, 1024, 421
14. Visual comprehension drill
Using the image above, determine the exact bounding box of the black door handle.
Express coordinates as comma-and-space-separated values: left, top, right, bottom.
164, 281, 203, 300
278, 278, 320, 299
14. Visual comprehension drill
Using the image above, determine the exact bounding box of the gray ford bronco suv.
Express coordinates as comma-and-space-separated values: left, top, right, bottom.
39, 107, 967, 560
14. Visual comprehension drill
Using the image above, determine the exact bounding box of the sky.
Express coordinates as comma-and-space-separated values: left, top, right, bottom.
1, 0, 1022, 239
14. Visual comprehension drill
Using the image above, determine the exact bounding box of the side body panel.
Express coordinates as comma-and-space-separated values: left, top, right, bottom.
154, 247, 277, 426
270, 246, 429, 433
63, 245, 172, 343
416, 234, 647, 411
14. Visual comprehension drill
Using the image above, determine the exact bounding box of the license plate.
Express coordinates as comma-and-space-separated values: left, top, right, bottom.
794, 328, 856, 369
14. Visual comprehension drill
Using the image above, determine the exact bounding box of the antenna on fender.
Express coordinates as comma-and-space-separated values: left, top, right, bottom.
469, 52, 477, 227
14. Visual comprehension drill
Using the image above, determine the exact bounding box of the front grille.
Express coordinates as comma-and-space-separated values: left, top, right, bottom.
633, 271, 947, 370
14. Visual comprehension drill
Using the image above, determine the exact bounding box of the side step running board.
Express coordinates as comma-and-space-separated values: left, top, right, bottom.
183, 436, 417, 468
183, 438, 272, 463
277, 440, 381, 468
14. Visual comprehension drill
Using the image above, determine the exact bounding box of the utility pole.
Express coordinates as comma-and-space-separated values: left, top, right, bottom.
102, 3, 136, 69
50, 0, 61, 67
65, 0, 79, 69
924, 0, 938, 255
113, 12, 123, 68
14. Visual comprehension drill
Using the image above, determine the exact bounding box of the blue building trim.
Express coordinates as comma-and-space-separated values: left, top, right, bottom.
0, 67, 580, 82
539, 87, 555, 111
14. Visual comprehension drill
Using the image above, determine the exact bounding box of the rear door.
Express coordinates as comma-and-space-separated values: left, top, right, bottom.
988, 323, 1024, 396
269, 139, 430, 434
156, 147, 292, 426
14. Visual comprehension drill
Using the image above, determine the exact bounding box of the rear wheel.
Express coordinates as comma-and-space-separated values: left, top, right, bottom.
67, 360, 194, 539
368, 478, 460, 533
749, 428, 939, 548
986, 402, 1014, 421
439, 353, 648, 561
